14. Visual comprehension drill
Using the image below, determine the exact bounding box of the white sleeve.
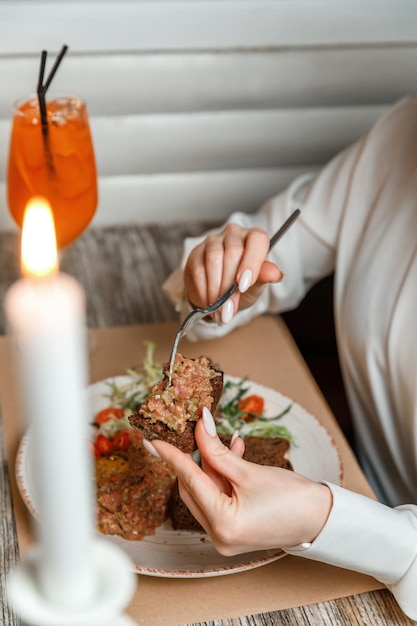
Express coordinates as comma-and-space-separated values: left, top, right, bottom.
163, 138, 364, 342
284, 483, 417, 621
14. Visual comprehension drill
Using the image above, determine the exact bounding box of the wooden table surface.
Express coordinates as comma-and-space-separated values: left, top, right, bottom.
0, 223, 414, 626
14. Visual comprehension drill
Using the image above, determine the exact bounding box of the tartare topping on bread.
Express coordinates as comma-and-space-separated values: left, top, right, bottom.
128, 353, 224, 452
138, 353, 222, 433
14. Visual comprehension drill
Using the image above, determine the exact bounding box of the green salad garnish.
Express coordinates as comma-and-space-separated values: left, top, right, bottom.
216, 378, 295, 443
104, 342, 162, 412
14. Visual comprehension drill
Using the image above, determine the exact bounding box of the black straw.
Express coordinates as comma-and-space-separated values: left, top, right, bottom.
36, 45, 69, 175
43, 45, 68, 93
37, 50, 47, 95
37, 50, 48, 133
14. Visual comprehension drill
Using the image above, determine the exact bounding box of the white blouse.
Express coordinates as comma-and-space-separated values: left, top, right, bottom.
164, 98, 417, 620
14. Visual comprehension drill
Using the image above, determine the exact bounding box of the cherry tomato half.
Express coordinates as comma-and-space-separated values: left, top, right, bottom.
238, 394, 264, 421
113, 431, 130, 452
95, 406, 125, 426
95, 434, 114, 457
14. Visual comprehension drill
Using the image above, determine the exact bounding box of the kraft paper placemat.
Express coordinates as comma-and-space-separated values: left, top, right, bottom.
0, 316, 383, 626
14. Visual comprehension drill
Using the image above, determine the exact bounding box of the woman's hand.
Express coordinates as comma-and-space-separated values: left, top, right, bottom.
149, 408, 333, 556
183, 224, 283, 324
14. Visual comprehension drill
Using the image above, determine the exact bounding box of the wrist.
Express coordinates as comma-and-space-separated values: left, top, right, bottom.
283, 481, 333, 549
303, 482, 333, 544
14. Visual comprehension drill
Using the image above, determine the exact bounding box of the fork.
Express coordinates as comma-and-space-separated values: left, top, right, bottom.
166, 208, 301, 385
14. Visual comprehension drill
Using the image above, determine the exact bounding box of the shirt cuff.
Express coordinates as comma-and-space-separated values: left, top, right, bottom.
284, 482, 417, 586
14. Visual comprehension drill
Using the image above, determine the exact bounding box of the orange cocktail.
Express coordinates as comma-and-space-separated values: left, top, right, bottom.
7, 94, 98, 249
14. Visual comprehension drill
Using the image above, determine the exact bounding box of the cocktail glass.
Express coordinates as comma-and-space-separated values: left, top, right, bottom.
7, 93, 98, 249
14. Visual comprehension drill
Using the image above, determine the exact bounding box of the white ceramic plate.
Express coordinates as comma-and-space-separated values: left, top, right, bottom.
16, 375, 343, 578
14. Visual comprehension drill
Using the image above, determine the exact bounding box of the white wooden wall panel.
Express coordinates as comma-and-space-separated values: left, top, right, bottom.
0, 104, 387, 182
0, 1, 416, 230
82, 167, 323, 225
1, 47, 417, 117
93, 106, 387, 174
0, 166, 320, 229
1, 1, 417, 52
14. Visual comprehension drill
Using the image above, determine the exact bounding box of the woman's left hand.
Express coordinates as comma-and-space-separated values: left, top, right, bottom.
150, 408, 332, 556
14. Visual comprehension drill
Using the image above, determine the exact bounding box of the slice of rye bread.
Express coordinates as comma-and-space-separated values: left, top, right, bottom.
128, 355, 223, 453
225, 435, 294, 471
169, 434, 293, 531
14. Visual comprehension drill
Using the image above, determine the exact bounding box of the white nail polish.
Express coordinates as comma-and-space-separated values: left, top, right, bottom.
221, 299, 234, 324
238, 269, 253, 293
230, 429, 239, 447
202, 407, 217, 437
143, 439, 161, 458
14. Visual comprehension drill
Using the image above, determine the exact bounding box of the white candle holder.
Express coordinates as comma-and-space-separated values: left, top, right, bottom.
7, 538, 137, 626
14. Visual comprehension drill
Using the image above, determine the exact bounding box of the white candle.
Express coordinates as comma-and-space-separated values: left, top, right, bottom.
5, 198, 96, 609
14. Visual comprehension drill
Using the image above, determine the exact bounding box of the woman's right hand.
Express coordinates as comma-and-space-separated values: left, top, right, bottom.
183, 223, 283, 324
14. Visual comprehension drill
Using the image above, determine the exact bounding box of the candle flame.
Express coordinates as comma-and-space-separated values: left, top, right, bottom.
21, 198, 58, 278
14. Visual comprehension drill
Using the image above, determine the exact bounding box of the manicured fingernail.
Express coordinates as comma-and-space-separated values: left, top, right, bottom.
143, 439, 160, 458
221, 299, 234, 324
230, 429, 239, 447
202, 407, 217, 437
238, 269, 253, 293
